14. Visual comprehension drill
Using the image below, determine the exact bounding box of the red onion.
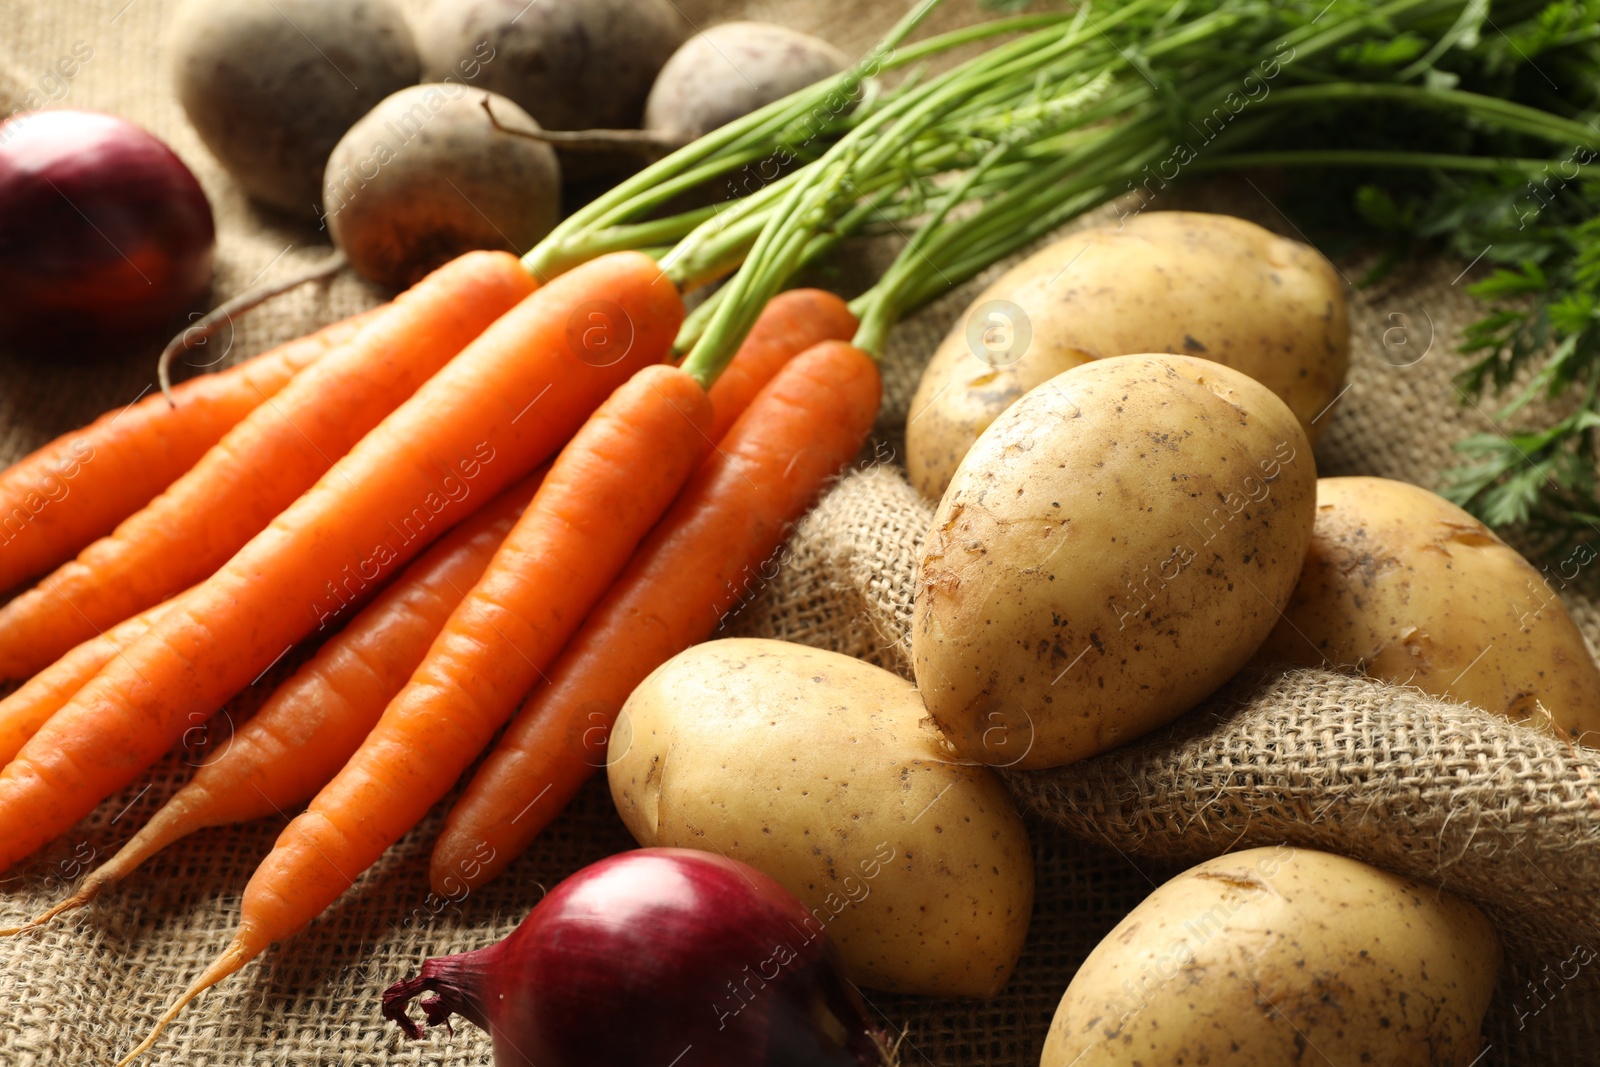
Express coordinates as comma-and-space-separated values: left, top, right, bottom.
0, 109, 214, 351
383, 848, 896, 1066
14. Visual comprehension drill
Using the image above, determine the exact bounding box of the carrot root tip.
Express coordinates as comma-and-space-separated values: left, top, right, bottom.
21, 887, 96, 933
115, 936, 254, 1066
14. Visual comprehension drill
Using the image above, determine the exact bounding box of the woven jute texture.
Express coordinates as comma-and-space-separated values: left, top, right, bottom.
3, 1, 1599, 1065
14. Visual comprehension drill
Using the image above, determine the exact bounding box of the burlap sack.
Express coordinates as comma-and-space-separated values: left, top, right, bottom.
3, 1, 1597, 1065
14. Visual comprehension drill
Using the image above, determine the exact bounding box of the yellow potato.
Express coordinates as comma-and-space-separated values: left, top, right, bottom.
1259, 476, 1600, 741
906, 210, 1348, 501
915, 354, 1316, 769
1041, 847, 1501, 1066
607, 637, 1035, 997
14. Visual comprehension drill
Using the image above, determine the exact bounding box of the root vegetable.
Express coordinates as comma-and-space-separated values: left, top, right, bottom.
384, 848, 895, 1066
5, 472, 543, 936
644, 23, 848, 146
0, 109, 213, 351
322, 86, 560, 289
415, 0, 685, 180
0, 305, 383, 594
905, 212, 1349, 501
1041, 847, 1500, 1066
107, 253, 684, 1061
170, 0, 419, 214
1258, 476, 1600, 742
430, 319, 875, 894
609, 638, 1036, 998
914, 354, 1317, 769
0, 252, 535, 682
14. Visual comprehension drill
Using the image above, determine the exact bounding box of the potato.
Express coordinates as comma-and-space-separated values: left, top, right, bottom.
1258, 476, 1600, 741
170, 0, 419, 213
1041, 846, 1500, 1066
643, 23, 848, 145
607, 637, 1034, 998
322, 85, 559, 289
906, 211, 1348, 501
915, 354, 1316, 769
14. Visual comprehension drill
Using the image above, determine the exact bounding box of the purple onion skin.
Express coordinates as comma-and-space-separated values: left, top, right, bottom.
0, 109, 215, 352
384, 848, 893, 1067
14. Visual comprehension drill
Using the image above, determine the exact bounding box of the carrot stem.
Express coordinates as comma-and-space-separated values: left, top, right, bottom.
852, 137, 1016, 357
522, 0, 950, 280
679, 18, 1073, 381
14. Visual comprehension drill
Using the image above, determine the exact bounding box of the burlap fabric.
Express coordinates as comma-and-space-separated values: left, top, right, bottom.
3, 1, 1598, 1064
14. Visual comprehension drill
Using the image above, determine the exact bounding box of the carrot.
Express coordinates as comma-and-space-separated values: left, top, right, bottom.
0, 250, 678, 876
1, 470, 546, 937
701, 288, 858, 440
0, 306, 386, 598
120, 361, 712, 1063
0, 252, 536, 681
431, 339, 882, 893
0, 592, 187, 767
402, 295, 856, 895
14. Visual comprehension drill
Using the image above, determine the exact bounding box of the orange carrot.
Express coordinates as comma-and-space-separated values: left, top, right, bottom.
431, 339, 882, 893
0, 252, 536, 680
2, 469, 546, 937
702, 288, 858, 440
406, 294, 857, 896
0, 250, 678, 876
0, 592, 187, 766
120, 361, 711, 1062
0, 306, 385, 597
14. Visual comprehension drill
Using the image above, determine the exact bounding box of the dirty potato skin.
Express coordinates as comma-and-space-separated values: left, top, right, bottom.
914, 355, 1316, 770
1041, 847, 1501, 1066
1258, 476, 1600, 742
905, 211, 1348, 501
607, 638, 1035, 998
